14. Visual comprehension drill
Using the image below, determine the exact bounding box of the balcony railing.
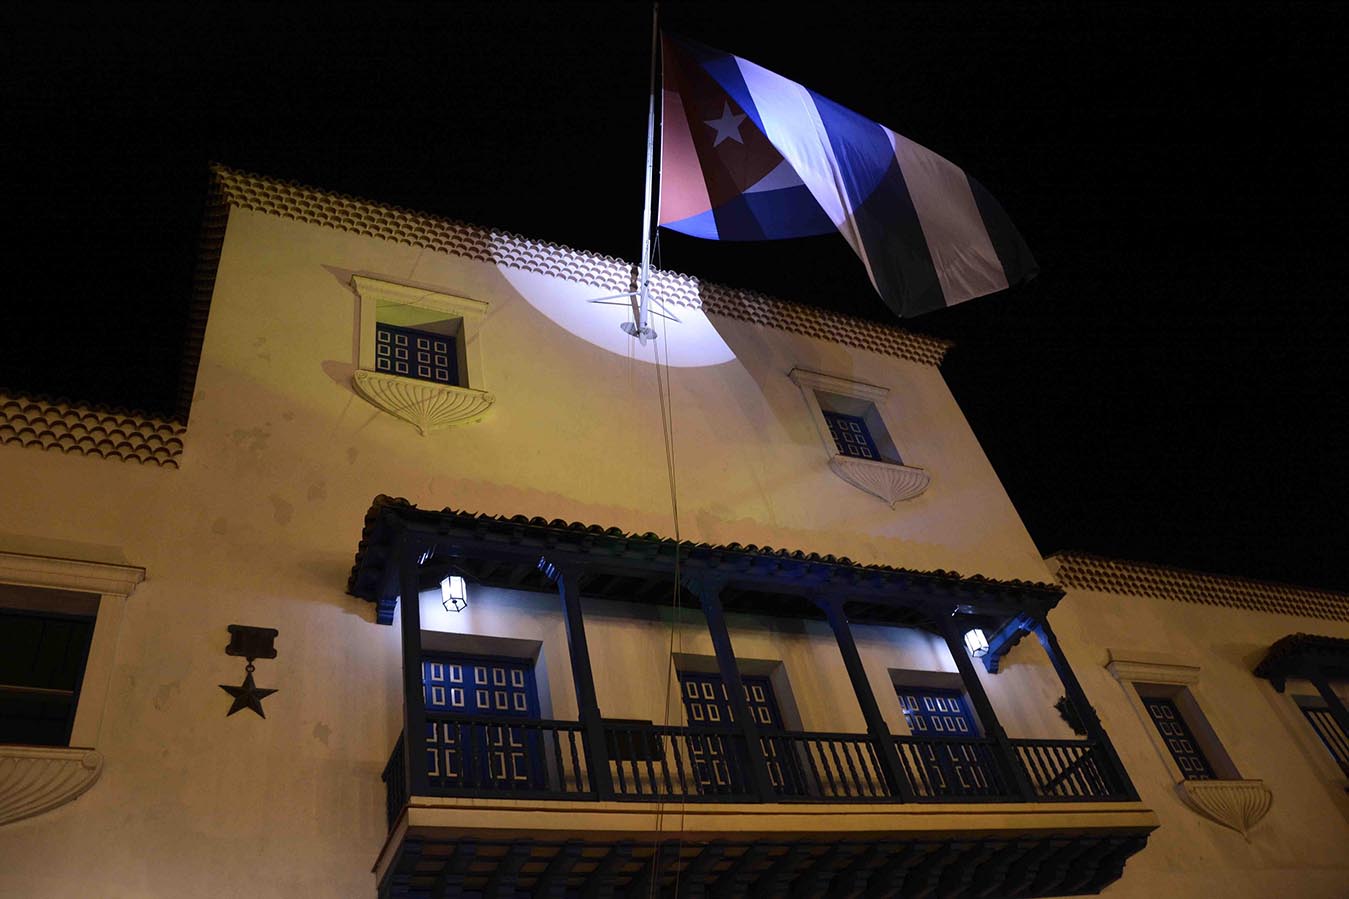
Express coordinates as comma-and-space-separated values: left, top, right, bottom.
1012, 737, 1131, 800
384, 716, 1135, 824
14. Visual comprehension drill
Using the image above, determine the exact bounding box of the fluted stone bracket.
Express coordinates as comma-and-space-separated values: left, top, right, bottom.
1177, 778, 1272, 839
352, 371, 495, 435
0, 746, 104, 826
828, 455, 931, 506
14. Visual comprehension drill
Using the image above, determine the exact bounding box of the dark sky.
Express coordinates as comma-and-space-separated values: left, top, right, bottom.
3, 4, 1344, 592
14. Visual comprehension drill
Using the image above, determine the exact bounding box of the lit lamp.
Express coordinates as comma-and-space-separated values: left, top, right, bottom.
440, 575, 468, 612
964, 628, 989, 658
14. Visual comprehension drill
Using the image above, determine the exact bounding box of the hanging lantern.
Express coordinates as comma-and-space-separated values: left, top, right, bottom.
440, 575, 468, 612
964, 628, 989, 658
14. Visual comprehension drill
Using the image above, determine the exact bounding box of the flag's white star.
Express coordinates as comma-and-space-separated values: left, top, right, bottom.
703, 102, 747, 147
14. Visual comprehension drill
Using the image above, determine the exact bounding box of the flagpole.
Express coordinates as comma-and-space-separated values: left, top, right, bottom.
622, 1, 661, 344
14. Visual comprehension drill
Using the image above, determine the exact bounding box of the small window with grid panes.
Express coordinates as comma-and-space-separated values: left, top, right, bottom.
822, 410, 882, 461
1143, 696, 1215, 779
375, 322, 458, 386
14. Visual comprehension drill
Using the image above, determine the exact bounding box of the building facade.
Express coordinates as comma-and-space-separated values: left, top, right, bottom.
0, 166, 1345, 896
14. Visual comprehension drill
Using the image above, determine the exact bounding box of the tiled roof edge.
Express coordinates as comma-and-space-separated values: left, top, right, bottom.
348, 494, 1060, 600
210, 164, 953, 368
0, 392, 186, 469
1048, 551, 1349, 623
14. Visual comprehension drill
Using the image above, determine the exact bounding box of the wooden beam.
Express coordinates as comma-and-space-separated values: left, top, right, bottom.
748, 846, 800, 898
397, 534, 431, 798
1032, 616, 1138, 801
981, 612, 1035, 674
483, 842, 532, 898
710, 844, 768, 898
531, 841, 582, 899
579, 842, 631, 899
553, 562, 613, 798
940, 617, 1036, 801
821, 598, 915, 801
688, 576, 777, 802
676, 842, 726, 899
788, 844, 848, 895
430, 839, 478, 899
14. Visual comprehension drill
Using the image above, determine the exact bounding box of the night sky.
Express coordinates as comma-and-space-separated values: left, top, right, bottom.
3, 4, 1344, 592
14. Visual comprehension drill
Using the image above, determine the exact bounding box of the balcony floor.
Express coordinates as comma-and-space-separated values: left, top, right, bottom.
376, 796, 1157, 898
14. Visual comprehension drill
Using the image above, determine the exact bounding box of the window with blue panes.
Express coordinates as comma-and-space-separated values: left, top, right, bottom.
895, 685, 994, 795
822, 410, 882, 461
1143, 696, 1215, 779
421, 654, 542, 790
375, 321, 458, 386
678, 671, 798, 794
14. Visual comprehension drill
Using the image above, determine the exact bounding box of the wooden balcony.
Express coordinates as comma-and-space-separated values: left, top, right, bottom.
374, 719, 1152, 896
349, 498, 1158, 896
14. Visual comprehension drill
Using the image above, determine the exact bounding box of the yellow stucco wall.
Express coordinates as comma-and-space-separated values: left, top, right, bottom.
1, 206, 1345, 896
1045, 575, 1349, 898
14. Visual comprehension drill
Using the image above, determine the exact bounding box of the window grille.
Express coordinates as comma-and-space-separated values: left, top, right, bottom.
1143, 696, 1215, 779
421, 654, 541, 790
822, 410, 882, 461
375, 322, 457, 386
1300, 704, 1349, 774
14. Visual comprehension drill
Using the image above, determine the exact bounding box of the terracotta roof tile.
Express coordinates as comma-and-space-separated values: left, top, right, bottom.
0, 393, 185, 468
1050, 551, 1349, 623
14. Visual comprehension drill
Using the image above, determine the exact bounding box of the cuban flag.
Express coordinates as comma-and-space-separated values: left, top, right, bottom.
659, 33, 1037, 318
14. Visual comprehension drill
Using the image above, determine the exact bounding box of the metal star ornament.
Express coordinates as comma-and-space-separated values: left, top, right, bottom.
219, 664, 277, 718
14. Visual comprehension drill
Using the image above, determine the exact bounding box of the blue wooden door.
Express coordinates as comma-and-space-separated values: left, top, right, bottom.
422, 655, 543, 790
896, 685, 992, 795
678, 671, 795, 795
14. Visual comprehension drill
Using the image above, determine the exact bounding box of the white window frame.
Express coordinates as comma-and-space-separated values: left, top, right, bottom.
349, 275, 495, 434
788, 368, 930, 505
0, 550, 144, 826
1106, 648, 1272, 837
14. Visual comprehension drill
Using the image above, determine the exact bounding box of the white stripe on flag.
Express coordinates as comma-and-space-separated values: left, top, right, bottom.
734, 56, 879, 292
887, 129, 1008, 303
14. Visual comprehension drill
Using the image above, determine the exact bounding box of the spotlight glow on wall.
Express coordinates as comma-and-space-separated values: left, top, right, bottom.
440, 575, 468, 612
964, 628, 989, 658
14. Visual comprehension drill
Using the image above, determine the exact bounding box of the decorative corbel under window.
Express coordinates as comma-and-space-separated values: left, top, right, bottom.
788, 368, 930, 506
351, 276, 494, 435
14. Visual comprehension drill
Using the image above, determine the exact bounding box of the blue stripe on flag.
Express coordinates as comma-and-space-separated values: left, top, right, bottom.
811, 92, 944, 314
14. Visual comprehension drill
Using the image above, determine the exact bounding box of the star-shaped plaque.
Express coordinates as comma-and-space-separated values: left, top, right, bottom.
219, 668, 278, 718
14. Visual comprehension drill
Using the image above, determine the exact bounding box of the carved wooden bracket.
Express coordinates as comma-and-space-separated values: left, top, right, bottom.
353, 370, 495, 435
0, 746, 104, 826
828, 455, 931, 506
1177, 779, 1272, 840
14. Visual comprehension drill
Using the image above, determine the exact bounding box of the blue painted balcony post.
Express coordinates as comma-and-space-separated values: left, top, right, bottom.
940, 615, 1037, 801
819, 597, 916, 801
553, 562, 613, 798
688, 575, 778, 802
397, 534, 431, 798
1031, 613, 1139, 800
